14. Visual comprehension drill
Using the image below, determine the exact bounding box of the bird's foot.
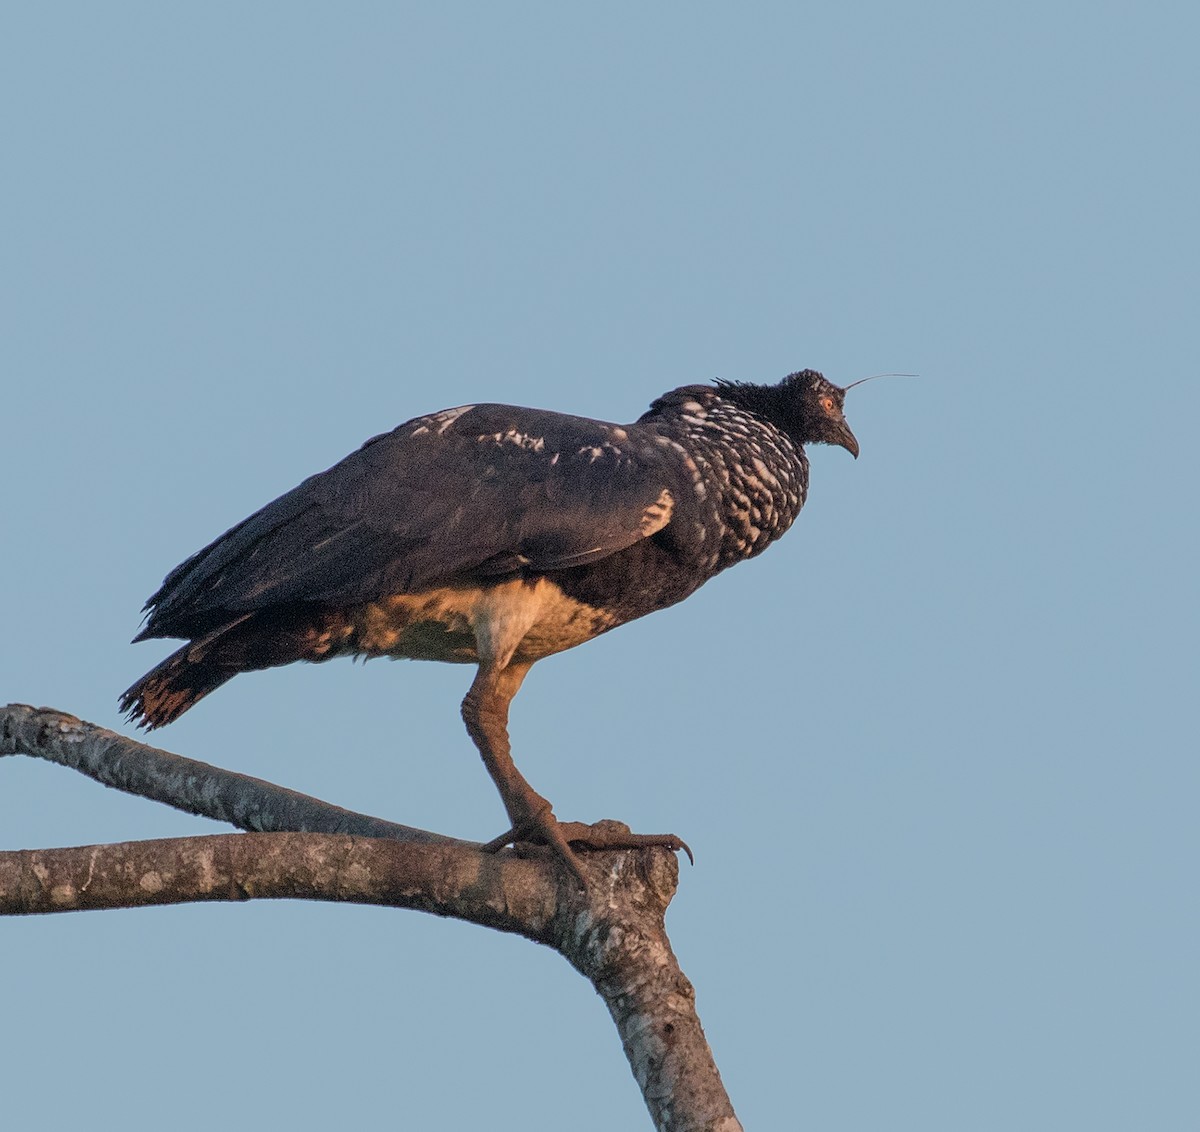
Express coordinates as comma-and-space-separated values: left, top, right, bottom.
481, 816, 693, 890
555, 820, 694, 865
480, 804, 589, 889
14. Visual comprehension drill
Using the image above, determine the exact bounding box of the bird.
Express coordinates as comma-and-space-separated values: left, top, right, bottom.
121, 368, 861, 885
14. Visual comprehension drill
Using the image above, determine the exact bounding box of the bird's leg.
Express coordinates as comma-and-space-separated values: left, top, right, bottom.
461, 660, 589, 888
463, 659, 694, 886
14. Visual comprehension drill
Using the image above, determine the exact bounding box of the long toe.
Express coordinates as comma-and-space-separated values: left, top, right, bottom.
557, 820, 694, 864
482, 817, 690, 891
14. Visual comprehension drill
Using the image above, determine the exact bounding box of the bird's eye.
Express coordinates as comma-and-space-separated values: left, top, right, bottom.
821, 396, 835, 413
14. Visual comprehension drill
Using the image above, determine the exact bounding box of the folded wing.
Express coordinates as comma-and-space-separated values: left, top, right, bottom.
138, 403, 676, 640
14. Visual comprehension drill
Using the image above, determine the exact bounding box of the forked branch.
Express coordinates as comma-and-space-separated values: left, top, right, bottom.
0, 704, 741, 1132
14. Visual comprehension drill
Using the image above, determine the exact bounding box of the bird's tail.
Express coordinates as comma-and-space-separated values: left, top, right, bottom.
121, 608, 352, 729
120, 642, 242, 729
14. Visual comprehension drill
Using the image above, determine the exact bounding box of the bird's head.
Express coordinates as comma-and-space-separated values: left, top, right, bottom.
716, 369, 860, 458
777, 369, 860, 458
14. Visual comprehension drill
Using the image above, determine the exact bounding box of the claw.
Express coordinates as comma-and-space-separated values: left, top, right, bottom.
481, 818, 693, 887
556, 821, 693, 864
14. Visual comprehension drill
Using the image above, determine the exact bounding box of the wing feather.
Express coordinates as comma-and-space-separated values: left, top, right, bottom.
139, 404, 677, 639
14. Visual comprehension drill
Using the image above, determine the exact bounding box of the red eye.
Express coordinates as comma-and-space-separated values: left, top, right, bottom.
821, 396, 835, 413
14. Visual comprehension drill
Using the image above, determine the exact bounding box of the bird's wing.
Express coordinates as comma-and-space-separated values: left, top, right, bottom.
139, 403, 676, 638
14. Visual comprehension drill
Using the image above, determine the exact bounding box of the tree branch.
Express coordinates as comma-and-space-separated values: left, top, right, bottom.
0, 832, 557, 929
1, 703, 456, 843
1, 704, 742, 1131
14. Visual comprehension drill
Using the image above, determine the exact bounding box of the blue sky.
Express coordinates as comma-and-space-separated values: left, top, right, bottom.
2, 4, 1196, 1129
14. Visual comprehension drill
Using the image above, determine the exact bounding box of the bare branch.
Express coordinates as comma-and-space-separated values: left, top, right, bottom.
1, 703, 457, 844
1, 706, 743, 1131
0, 832, 557, 932
557, 854, 745, 1132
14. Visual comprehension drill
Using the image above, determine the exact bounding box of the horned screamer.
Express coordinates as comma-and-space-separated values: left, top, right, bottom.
123, 369, 861, 886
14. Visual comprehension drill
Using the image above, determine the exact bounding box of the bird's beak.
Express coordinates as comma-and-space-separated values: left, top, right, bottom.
835, 421, 860, 459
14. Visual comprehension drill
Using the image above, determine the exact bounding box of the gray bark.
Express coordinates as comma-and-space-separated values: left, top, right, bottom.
1, 702, 450, 842
1, 704, 741, 1132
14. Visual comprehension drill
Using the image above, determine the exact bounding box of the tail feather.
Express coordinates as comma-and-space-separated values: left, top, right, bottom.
120, 644, 240, 729
121, 607, 351, 728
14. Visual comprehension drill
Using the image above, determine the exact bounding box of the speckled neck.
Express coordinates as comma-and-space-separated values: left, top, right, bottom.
643, 386, 809, 568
